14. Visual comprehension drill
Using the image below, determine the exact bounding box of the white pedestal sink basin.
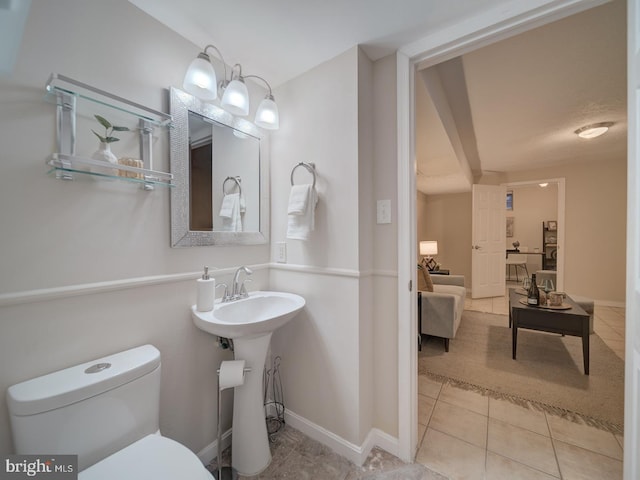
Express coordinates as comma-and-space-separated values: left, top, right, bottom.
191, 291, 305, 476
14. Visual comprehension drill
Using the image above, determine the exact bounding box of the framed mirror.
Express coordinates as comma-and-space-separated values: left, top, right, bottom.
169, 87, 269, 247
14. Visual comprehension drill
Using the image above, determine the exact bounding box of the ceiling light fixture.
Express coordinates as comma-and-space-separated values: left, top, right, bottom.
183, 45, 279, 130
574, 122, 613, 139
539, 183, 549, 187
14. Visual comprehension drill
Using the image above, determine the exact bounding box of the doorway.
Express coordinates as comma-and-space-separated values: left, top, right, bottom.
396, 1, 623, 464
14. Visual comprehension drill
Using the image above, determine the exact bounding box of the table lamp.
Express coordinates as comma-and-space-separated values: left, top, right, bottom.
420, 240, 439, 271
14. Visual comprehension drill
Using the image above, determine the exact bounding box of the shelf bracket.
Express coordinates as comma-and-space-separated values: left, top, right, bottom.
139, 119, 154, 191
55, 91, 75, 180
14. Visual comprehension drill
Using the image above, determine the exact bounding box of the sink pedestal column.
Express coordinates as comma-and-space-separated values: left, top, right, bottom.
231, 332, 272, 476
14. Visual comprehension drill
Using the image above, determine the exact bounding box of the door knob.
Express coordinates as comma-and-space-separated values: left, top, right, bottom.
472, 245, 481, 250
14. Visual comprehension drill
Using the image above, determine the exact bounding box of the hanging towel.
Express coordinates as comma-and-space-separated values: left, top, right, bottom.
287, 184, 311, 215
286, 184, 317, 240
219, 193, 243, 232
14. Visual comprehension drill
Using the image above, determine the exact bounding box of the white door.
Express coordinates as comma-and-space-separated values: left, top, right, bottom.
471, 184, 506, 298
624, 1, 639, 478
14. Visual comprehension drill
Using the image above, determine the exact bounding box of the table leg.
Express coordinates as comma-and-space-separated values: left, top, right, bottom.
512, 322, 518, 359
509, 307, 512, 328
582, 324, 590, 375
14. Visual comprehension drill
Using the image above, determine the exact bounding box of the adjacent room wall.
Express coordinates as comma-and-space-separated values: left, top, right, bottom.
0, 0, 270, 456
418, 157, 626, 304
417, 190, 472, 283
505, 183, 558, 275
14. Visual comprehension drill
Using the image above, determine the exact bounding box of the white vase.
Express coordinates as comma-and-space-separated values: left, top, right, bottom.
90, 142, 119, 177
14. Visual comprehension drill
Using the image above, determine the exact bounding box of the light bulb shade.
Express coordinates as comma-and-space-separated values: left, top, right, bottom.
420, 241, 438, 256
183, 56, 218, 101
221, 79, 250, 116
255, 96, 279, 130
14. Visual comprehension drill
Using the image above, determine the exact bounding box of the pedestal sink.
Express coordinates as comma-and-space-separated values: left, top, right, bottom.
191, 291, 305, 476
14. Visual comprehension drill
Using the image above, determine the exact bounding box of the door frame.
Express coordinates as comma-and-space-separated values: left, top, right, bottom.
502, 178, 566, 291
395, 0, 611, 462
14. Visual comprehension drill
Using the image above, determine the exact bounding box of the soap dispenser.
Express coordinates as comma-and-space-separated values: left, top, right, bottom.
196, 266, 215, 312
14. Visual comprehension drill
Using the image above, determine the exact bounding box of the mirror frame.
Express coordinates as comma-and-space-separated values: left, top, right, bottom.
169, 87, 270, 247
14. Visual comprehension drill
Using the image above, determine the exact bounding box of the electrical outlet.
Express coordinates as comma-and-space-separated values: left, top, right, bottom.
276, 242, 287, 263
377, 199, 391, 224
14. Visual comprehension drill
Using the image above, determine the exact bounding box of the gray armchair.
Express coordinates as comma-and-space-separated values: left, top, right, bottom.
418, 274, 466, 352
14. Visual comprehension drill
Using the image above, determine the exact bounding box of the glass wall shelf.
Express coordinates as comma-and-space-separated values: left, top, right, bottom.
45, 73, 173, 190
45, 73, 172, 127
47, 153, 174, 189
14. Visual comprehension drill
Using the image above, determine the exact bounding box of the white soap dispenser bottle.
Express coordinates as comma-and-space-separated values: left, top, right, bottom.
196, 266, 215, 312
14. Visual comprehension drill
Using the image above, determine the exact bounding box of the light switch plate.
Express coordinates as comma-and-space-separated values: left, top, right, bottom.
377, 199, 391, 224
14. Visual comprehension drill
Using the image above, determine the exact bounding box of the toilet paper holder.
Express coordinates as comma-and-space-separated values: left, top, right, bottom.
214, 363, 251, 480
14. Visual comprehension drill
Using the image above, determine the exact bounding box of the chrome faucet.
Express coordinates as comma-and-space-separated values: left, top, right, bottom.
231, 266, 253, 300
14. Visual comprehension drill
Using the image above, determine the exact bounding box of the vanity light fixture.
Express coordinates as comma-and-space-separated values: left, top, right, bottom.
183, 45, 280, 130
574, 122, 613, 139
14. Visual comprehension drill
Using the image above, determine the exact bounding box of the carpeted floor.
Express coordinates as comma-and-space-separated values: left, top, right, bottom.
419, 309, 624, 432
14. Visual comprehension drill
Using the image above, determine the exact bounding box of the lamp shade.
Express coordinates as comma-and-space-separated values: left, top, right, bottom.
255, 96, 279, 130
420, 241, 438, 256
221, 78, 250, 116
183, 55, 218, 101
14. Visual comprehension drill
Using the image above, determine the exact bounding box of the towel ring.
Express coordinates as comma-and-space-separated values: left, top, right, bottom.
290, 162, 316, 189
223, 176, 242, 196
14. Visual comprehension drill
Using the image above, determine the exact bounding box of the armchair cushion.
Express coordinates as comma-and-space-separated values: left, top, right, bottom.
419, 273, 466, 351
417, 264, 434, 292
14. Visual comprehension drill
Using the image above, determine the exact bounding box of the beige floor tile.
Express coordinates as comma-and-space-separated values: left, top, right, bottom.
546, 414, 623, 460
418, 375, 442, 399
438, 383, 489, 416
416, 428, 486, 480
418, 394, 436, 426
554, 439, 623, 480
428, 400, 488, 448
602, 337, 625, 360
418, 422, 427, 447
594, 322, 623, 341
615, 433, 624, 450
488, 398, 549, 436
485, 452, 559, 480
487, 419, 559, 477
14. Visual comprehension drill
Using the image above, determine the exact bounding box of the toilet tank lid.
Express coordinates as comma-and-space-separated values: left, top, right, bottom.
7, 345, 160, 417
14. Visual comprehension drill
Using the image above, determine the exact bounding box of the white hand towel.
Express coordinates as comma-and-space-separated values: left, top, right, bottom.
287, 184, 311, 215
219, 194, 235, 218
286, 185, 317, 240
219, 193, 243, 232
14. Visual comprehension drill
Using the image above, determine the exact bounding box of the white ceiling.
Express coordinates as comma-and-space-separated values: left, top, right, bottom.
129, 0, 627, 195
129, 0, 507, 87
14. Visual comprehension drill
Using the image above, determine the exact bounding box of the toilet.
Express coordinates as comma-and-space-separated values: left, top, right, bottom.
6, 344, 213, 479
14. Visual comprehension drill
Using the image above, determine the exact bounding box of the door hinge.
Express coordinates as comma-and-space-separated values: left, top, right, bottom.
408, 280, 413, 292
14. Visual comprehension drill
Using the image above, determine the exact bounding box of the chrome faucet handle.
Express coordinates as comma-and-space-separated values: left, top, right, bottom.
239, 279, 253, 298
216, 283, 231, 302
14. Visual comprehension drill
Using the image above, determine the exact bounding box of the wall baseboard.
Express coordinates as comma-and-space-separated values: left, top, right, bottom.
196, 427, 232, 465
283, 409, 398, 466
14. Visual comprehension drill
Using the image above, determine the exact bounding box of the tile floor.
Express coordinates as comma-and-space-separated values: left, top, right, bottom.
416, 375, 624, 479
211, 282, 626, 479
208, 425, 446, 479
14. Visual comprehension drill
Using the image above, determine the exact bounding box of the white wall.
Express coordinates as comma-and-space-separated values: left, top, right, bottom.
268, 46, 364, 443
268, 48, 400, 448
0, 0, 270, 456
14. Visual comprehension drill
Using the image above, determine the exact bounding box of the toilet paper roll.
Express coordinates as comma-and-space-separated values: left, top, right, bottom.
218, 360, 246, 391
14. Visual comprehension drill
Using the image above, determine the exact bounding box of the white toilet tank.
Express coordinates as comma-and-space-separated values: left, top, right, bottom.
7, 345, 161, 471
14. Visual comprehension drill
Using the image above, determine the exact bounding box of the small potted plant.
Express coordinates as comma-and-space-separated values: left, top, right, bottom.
90, 115, 130, 176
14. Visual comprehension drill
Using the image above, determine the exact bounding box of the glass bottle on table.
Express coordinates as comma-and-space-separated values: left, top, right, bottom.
527, 273, 540, 306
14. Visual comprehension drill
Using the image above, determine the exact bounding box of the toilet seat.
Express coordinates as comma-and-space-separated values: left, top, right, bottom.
79, 434, 213, 480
